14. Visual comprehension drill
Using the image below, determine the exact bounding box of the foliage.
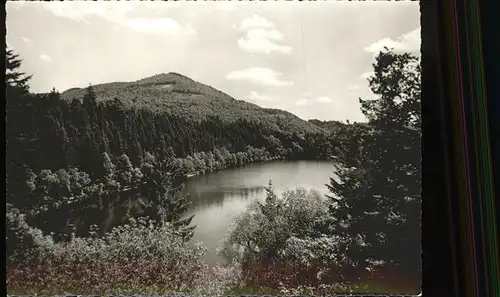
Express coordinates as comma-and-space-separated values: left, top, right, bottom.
61, 73, 325, 135
20, 151, 195, 242
5, 50, 337, 253
218, 183, 334, 289
324, 48, 421, 281
8, 217, 243, 296
6, 47, 422, 295
7, 68, 336, 182
308, 119, 349, 134
139, 151, 195, 241
5, 46, 32, 93
6, 204, 55, 268
218, 184, 327, 263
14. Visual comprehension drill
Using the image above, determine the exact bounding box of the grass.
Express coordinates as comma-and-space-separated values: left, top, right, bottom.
231, 282, 418, 295
8, 279, 419, 296
8, 284, 187, 296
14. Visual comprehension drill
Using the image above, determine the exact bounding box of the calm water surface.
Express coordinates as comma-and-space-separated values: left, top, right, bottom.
182, 160, 336, 264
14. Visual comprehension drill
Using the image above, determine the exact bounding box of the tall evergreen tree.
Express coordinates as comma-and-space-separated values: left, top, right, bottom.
257, 181, 285, 262
5, 47, 32, 93
325, 48, 421, 280
140, 151, 195, 242
83, 84, 98, 120
6, 49, 34, 207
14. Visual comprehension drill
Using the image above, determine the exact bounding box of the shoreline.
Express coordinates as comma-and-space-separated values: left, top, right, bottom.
183, 155, 336, 181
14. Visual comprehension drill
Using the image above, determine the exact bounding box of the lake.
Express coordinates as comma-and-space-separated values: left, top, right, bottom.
182, 160, 336, 264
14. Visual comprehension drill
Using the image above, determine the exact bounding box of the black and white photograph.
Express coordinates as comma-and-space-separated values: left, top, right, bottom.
6, 1, 422, 296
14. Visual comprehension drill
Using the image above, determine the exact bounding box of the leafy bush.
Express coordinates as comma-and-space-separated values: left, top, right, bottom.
6, 204, 55, 268
218, 184, 328, 264
7, 217, 242, 295
217, 183, 341, 289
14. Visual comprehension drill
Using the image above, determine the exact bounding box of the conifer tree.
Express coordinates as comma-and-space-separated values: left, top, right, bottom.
6, 49, 34, 208
5, 47, 32, 93
259, 180, 280, 219
83, 84, 98, 119
326, 48, 421, 279
140, 150, 195, 242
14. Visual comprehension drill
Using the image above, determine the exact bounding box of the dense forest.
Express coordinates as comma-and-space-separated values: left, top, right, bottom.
7, 69, 339, 204
6, 48, 340, 240
6, 45, 340, 262
6, 46, 421, 295
8, 74, 337, 175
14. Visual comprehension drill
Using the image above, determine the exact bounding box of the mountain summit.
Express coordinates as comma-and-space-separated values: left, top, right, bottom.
134, 72, 195, 85
61, 73, 325, 135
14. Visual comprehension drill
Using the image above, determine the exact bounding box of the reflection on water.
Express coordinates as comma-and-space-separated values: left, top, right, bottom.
182, 160, 335, 264
185, 185, 266, 210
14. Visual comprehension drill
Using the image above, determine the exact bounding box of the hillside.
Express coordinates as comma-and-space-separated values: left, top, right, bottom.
308, 119, 349, 133
7, 72, 339, 178
61, 73, 325, 136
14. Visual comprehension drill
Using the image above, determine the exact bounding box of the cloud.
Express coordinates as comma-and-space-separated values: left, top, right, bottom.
364, 27, 421, 55
240, 14, 274, 30
295, 94, 331, 106
41, 2, 195, 35
21, 36, 32, 43
40, 54, 52, 62
245, 28, 284, 40
238, 14, 291, 55
124, 18, 196, 35
238, 37, 292, 55
346, 85, 363, 97
246, 91, 274, 102
226, 67, 293, 87
315, 96, 332, 103
41, 1, 137, 24
360, 71, 374, 79
295, 99, 309, 106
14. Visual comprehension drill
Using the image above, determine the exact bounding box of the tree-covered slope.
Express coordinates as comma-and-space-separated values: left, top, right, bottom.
7, 65, 340, 200
61, 73, 325, 135
308, 119, 349, 133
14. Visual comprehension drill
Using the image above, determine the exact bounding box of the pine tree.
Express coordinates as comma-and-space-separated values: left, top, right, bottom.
257, 180, 285, 262
140, 151, 195, 242
6, 49, 34, 208
83, 84, 98, 119
115, 153, 134, 187
326, 48, 421, 279
102, 152, 116, 179
260, 180, 280, 219
5, 47, 32, 93
153, 172, 195, 241
96, 153, 121, 234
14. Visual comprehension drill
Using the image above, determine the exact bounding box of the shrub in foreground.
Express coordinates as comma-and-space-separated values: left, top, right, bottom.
217, 184, 350, 289
7, 217, 242, 295
6, 204, 55, 268
218, 185, 328, 262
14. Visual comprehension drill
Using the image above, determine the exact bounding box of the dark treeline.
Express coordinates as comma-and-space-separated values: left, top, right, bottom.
6, 45, 422, 295
7, 82, 336, 184
6, 86, 336, 236
6, 47, 337, 247
220, 48, 422, 290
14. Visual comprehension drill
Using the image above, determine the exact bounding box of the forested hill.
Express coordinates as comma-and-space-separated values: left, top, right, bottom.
308, 119, 372, 132
60, 73, 325, 135
308, 119, 349, 133
7, 71, 340, 191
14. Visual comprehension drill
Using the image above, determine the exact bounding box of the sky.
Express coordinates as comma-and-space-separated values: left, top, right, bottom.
6, 1, 420, 122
